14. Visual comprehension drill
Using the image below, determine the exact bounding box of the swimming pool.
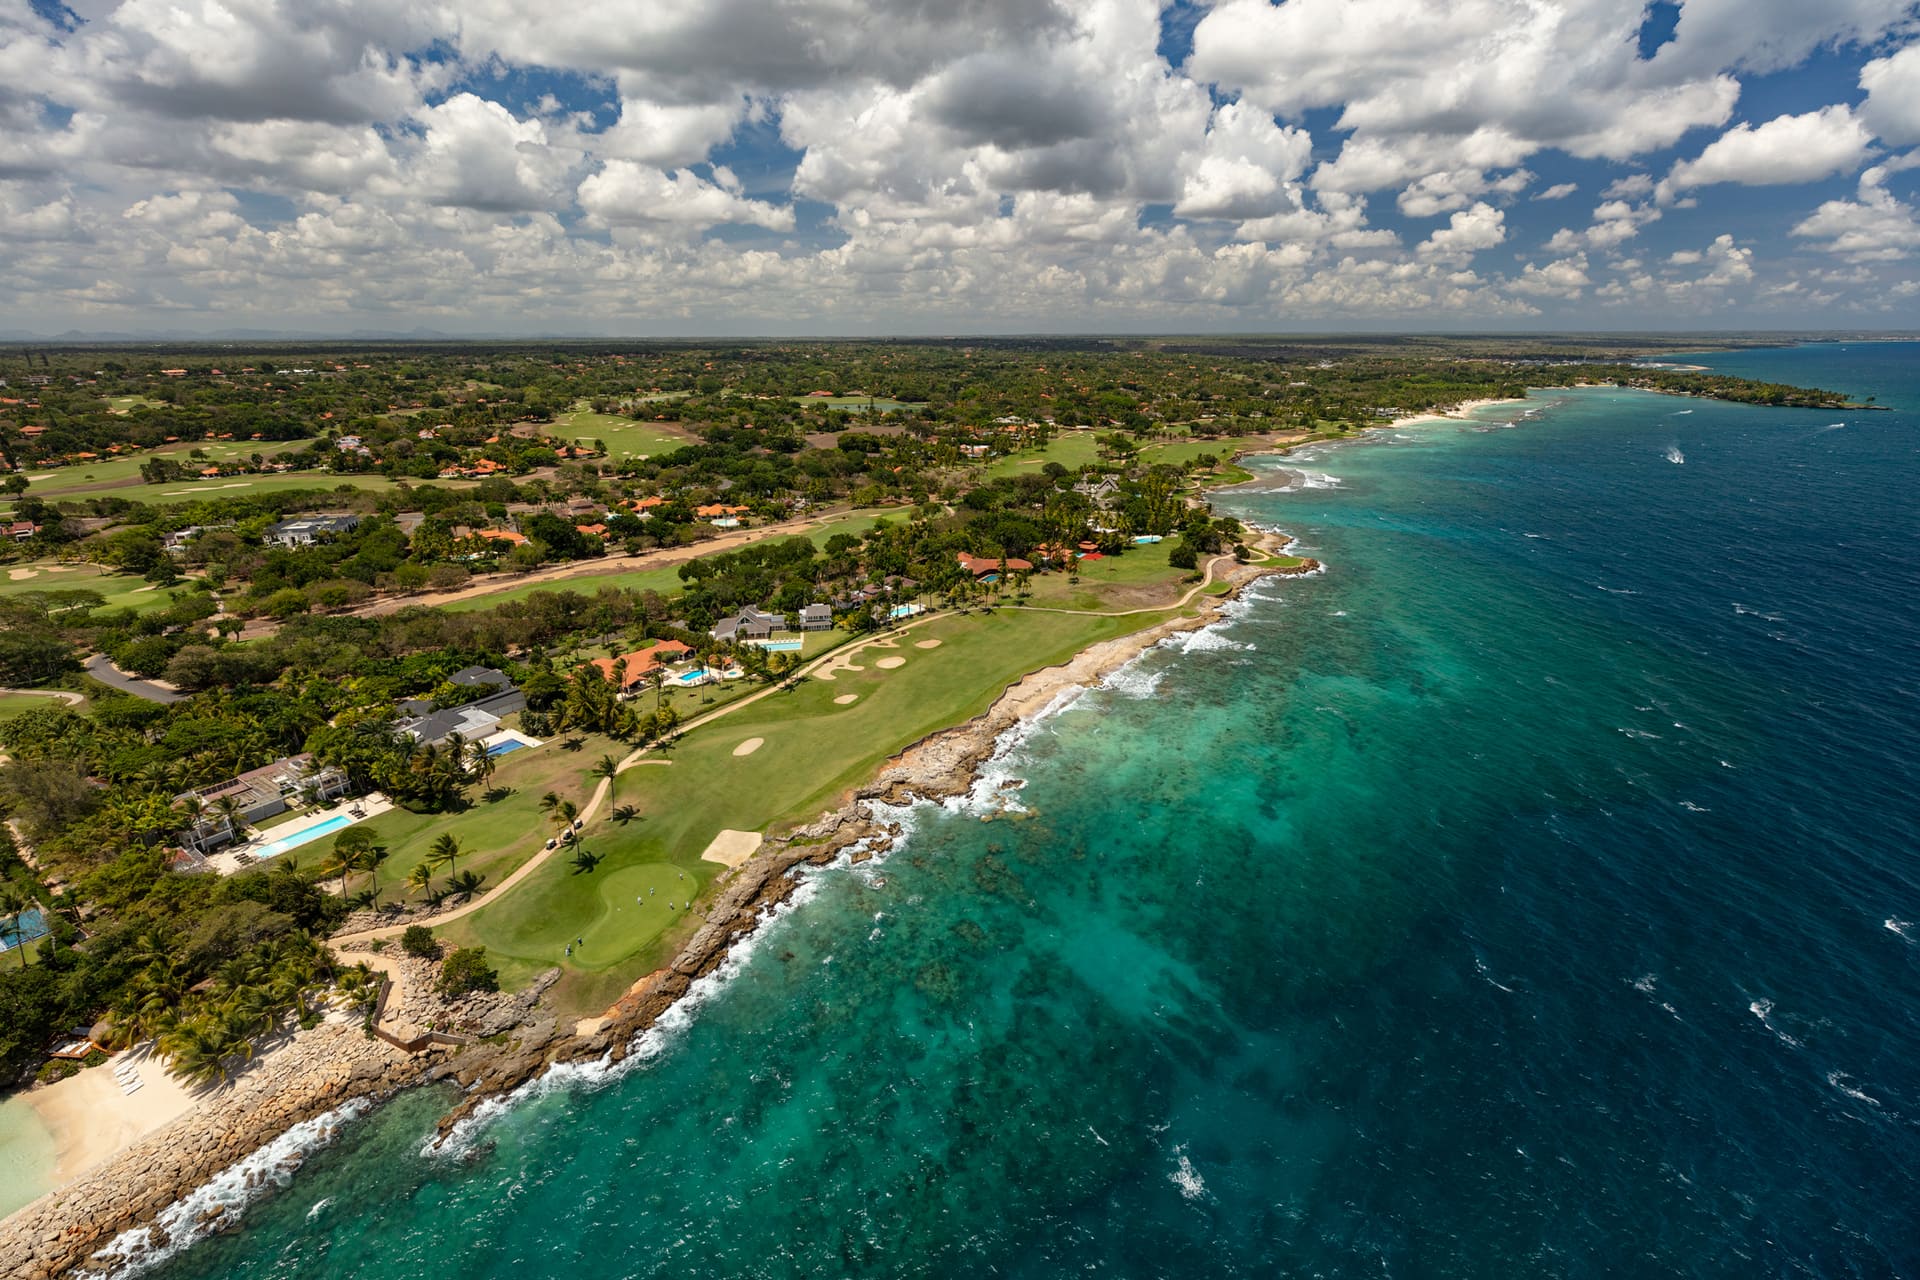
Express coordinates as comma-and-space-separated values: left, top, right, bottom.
0, 907, 48, 952
888, 603, 924, 618
250, 813, 354, 861
755, 640, 803, 652
668, 669, 710, 687
486, 739, 527, 757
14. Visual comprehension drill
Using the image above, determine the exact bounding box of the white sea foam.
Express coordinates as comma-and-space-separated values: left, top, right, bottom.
1169, 1148, 1209, 1202
1100, 663, 1165, 700
1665, 445, 1685, 464
1732, 603, 1786, 623
84, 1099, 373, 1279
1826, 1071, 1882, 1106
1473, 955, 1514, 993
1618, 728, 1662, 741
1632, 973, 1658, 994
1748, 998, 1802, 1048
1885, 918, 1914, 940
306, 1197, 332, 1220
1672, 409, 1694, 416
1175, 626, 1253, 654
431, 873, 832, 1160
1678, 801, 1710, 813
1594, 583, 1638, 595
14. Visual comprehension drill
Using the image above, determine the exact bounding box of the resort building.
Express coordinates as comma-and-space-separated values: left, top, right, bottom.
398, 704, 501, 748
711, 606, 785, 642
591, 640, 694, 694
798, 603, 834, 631
957, 552, 1034, 577
175, 754, 350, 852
264, 514, 361, 547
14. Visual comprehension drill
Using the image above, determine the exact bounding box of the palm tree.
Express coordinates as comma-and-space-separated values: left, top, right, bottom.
553, 799, 578, 833
592, 754, 618, 786
0, 884, 26, 969
210, 794, 247, 847
428, 833, 462, 878
444, 870, 487, 903
539, 791, 561, 818
405, 861, 436, 899
315, 846, 355, 896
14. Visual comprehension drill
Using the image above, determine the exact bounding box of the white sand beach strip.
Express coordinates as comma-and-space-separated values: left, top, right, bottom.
699, 829, 763, 869
25, 1053, 197, 1186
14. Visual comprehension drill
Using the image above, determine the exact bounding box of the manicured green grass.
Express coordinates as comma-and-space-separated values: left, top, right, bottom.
442, 603, 1182, 1007
987, 431, 1238, 480
434, 510, 898, 614
104, 395, 165, 413
547, 404, 698, 459
354, 731, 628, 905
0, 561, 189, 615
22, 440, 310, 499
0, 691, 88, 731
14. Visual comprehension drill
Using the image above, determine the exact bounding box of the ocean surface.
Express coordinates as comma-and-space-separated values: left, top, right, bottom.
136, 343, 1919, 1279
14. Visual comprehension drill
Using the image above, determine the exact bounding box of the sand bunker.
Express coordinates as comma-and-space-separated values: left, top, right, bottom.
914, 639, 942, 649
875, 656, 906, 669
814, 654, 865, 681
700, 829, 763, 868
7, 568, 36, 581
833, 694, 859, 705
732, 737, 765, 757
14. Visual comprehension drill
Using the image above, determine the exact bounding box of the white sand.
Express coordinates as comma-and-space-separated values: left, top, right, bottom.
732, 737, 765, 757
833, 694, 859, 705
914, 639, 942, 649
875, 656, 906, 669
699, 829, 763, 868
7, 568, 36, 581
25, 1052, 197, 1184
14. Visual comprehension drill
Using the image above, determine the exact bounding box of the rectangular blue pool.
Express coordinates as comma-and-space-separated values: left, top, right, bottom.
486, 739, 527, 757
250, 813, 354, 861
0, 907, 49, 952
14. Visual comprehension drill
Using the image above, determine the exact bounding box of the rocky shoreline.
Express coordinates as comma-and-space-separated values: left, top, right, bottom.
3, 546, 1312, 1279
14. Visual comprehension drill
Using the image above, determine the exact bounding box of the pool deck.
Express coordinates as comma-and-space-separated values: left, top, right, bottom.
205, 793, 393, 875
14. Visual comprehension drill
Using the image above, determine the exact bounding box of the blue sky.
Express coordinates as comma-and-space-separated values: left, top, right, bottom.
3, 0, 1920, 335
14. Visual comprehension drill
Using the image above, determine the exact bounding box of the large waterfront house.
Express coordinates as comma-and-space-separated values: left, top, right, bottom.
264, 514, 361, 547
591, 640, 695, 694
712, 606, 785, 642
175, 754, 350, 852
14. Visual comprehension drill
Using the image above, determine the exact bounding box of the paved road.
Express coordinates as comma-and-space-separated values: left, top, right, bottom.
83, 654, 186, 703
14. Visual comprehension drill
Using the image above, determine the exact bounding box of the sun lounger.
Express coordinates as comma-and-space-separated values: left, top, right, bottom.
121, 1079, 143, 1095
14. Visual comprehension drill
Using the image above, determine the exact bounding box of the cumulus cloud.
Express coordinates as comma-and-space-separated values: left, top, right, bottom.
1792, 164, 1920, 260
1, 0, 1917, 330
1667, 106, 1876, 191
1860, 41, 1920, 147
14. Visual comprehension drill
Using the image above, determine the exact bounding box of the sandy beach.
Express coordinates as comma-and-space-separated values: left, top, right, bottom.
22, 1052, 198, 1186
1390, 396, 1530, 428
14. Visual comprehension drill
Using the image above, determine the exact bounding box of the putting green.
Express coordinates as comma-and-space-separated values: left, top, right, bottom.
572, 862, 696, 968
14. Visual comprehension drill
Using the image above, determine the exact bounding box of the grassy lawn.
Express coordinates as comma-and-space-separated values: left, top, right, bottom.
22, 440, 311, 499
0, 561, 191, 615
435, 509, 899, 614
0, 691, 88, 731
353, 731, 630, 905
441, 601, 1191, 1008
104, 395, 165, 413
547, 403, 698, 460
987, 431, 1244, 480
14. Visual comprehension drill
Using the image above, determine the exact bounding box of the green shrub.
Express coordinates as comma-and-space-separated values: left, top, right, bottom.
435, 947, 498, 997
400, 925, 440, 959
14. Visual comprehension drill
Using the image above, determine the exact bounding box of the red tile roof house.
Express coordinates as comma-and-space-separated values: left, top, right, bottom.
957, 552, 1033, 577
589, 640, 693, 694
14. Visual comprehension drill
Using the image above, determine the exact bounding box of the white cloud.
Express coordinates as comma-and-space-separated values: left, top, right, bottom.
1667, 106, 1876, 191
1792, 164, 1920, 260
1860, 41, 1920, 147
1534, 182, 1578, 201
578, 160, 795, 232
1418, 202, 1506, 259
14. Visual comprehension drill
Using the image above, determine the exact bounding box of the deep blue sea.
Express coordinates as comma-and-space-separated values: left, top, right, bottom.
137, 343, 1920, 1279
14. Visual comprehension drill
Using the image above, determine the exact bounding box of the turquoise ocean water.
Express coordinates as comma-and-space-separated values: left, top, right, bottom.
138, 344, 1919, 1278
